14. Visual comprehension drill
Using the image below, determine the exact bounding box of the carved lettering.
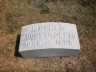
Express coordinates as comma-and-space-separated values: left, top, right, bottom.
25, 41, 31, 46
38, 25, 46, 31
69, 40, 72, 45
22, 35, 26, 40
32, 26, 38, 32
60, 25, 65, 30
56, 40, 73, 46
25, 41, 42, 46
22, 24, 76, 47
68, 33, 75, 38
22, 32, 75, 40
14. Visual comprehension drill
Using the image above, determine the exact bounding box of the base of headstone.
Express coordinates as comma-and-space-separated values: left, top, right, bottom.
20, 49, 79, 57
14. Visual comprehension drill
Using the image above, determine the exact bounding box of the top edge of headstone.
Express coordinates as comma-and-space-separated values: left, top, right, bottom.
22, 22, 76, 29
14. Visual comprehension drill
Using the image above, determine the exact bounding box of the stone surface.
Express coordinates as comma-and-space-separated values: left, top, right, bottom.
19, 22, 80, 57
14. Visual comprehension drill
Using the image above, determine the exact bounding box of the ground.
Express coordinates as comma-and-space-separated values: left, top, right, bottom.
0, 0, 96, 72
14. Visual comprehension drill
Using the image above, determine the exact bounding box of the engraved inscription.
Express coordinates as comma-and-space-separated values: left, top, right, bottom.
22, 32, 75, 40
56, 40, 73, 46
22, 24, 76, 47
25, 41, 42, 46
31, 25, 65, 32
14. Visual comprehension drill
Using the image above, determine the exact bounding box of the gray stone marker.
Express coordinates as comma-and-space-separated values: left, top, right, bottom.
19, 22, 80, 57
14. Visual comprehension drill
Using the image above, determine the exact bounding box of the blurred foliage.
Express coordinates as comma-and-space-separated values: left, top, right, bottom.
37, 0, 50, 14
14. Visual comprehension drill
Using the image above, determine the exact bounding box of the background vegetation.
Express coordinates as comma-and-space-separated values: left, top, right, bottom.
0, 0, 96, 72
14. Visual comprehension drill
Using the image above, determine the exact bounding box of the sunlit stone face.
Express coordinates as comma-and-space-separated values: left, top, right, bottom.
19, 22, 80, 57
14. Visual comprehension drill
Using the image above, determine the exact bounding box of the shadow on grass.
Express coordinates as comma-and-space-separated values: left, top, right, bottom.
14, 34, 23, 58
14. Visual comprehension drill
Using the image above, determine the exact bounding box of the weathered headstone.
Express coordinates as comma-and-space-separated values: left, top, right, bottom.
19, 22, 80, 57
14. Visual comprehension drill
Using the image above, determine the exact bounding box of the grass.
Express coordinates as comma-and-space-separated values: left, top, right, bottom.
6, 25, 14, 34
37, 0, 50, 14
0, 0, 96, 72
5, 11, 21, 34
5, 12, 14, 23
78, 0, 96, 7
66, 68, 78, 72
34, 63, 38, 68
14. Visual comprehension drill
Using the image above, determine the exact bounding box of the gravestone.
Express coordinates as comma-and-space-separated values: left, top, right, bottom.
19, 22, 80, 57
